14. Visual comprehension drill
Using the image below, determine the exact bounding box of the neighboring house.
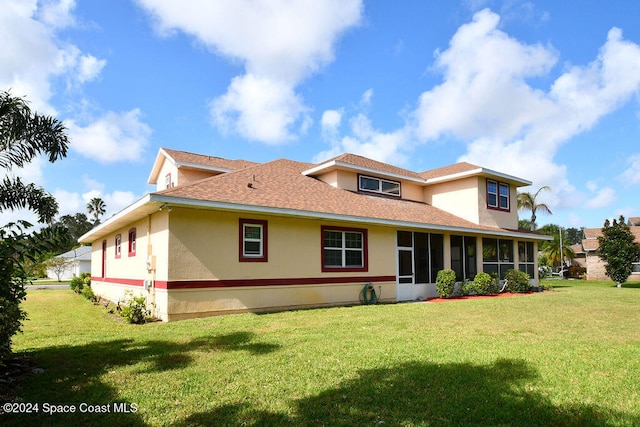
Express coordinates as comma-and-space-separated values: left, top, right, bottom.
47, 246, 92, 280
79, 148, 551, 321
581, 217, 640, 281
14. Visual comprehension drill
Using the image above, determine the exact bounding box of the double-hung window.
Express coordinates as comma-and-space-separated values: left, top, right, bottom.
128, 228, 136, 257
487, 179, 510, 211
115, 234, 122, 259
239, 219, 268, 262
358, 175, 400, 197
322, 226, 367, 272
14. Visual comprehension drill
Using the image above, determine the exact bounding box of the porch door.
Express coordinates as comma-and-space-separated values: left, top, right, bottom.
396, 231, 414, 301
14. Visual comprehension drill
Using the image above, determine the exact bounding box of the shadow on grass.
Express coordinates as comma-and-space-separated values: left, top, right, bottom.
176, 358, 636, 426
620, 282, 640, 289
4, 332, 279, 426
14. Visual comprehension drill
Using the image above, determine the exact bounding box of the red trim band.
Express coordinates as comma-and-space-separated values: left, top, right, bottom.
92, 275, 395, 290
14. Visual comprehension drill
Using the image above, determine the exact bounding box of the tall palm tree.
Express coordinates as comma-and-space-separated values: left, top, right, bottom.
87, 197, 106, 224
0, 90, 69, 362
517, 186, 552, 231
0, 90, 68, 223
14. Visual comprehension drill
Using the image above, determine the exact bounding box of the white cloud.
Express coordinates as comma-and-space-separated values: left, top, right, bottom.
210, 73, 311, 144
76, 54, 107, 85
619, 153, 640, 184
314, 8, 640, 218
0, 0, 106, 112
67, 109, 152, 163
136, 0, 363, 143
584, 187, 616, 209
53, 188, 138, 220
320, 108, 343, 144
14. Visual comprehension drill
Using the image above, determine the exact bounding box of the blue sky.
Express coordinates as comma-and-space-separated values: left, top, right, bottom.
2, 0, 640, 230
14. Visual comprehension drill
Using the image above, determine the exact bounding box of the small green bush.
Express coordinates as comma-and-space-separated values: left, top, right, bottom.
471, 272, 497, 295
505, 269, 530, 293
119, 290, 151, 324
436, 269, 456, 298
81, 285, 97, 302
69, 276, 84, 293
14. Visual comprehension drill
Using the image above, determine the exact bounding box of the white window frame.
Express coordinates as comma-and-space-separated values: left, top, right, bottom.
358, 175, 401, 197
242, 223, 263, 258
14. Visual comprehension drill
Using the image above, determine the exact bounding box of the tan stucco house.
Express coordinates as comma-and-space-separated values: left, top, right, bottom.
79, 148, 550, 321
580, 217, 640, 281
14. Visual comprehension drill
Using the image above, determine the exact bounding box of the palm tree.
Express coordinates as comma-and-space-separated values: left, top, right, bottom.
517, 186, 552, 231
87, 197, 106, 224
0, 90, 68, 223
543, 230, 575, 269
0, 90, 69, 362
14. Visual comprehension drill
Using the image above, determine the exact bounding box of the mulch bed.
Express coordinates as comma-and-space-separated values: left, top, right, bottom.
425, 292, 536, 303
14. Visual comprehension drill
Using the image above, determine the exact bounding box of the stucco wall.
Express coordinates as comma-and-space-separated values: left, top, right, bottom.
424, 177, 480, 224
166, 209, 395, 281
476, 178, 519, 229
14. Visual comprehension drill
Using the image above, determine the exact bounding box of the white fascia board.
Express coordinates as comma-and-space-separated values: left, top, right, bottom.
176, 161, 231, 173
302, 161, 425, 184
147, 148, 176, 184
78, 194, 156, 243
425, 168, 531, 187
150, 194, 552, 241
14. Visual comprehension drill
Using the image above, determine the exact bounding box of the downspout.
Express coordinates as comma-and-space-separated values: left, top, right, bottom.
147, 214, 156, 313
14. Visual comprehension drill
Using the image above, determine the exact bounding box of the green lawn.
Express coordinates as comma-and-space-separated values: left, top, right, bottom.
4, 280, 640, 426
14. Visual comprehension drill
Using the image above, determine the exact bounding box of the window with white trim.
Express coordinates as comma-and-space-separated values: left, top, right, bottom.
115, 234, 122, 259
239, 219, 268, 262
128, 228, 136, 257
322, 226, 367, 271
358, 175, 400, 197
487, 179, 510, 211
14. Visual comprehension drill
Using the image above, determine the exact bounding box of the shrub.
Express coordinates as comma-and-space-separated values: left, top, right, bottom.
69, 276, 84, 293
81, 285, 97, 302
119, 290, 151, 324
568, 264, 586, 279
83, 275, 91, 286
505, 269, 530, 293
472, 272, 496, 295
436, 269, 456, 298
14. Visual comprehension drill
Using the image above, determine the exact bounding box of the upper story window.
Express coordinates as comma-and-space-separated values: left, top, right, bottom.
239, 219, 268, 262
358, 175, 401, 197
115, 234, 122, 259
165, 173, 172, 189
487, 179, 510, 211
322, 226, 368, 272
128, 228, 137, 257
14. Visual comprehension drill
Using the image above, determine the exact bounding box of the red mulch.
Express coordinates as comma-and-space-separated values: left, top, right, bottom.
425, 292, 536, 303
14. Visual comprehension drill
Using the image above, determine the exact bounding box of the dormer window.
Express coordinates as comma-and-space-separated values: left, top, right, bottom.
358, 175, 400, 197
487, 179, 510, 211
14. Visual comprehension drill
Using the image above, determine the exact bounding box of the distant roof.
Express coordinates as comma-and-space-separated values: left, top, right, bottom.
57, 246, 92, 261
581, 226, 640, 252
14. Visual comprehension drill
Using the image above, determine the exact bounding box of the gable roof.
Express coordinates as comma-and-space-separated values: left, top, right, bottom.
147, 148, 257, 184
80, 150, 548, 243
421, 162, 531, 186
303, 153, 425, 181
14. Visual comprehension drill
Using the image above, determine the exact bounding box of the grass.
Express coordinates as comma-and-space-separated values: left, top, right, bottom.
3, 280, 640, 426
